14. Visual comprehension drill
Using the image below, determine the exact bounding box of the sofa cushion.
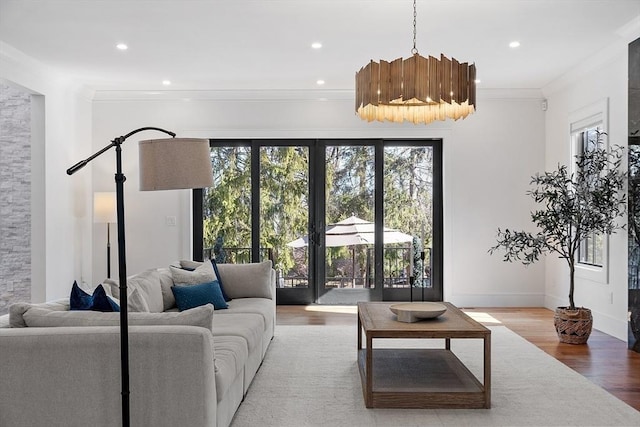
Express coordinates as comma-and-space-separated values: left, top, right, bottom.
216, 298, 274, 333
171, 281, 228, 311
215, 261, 273, 299
70, 282, 119, 312
22, 304, 215, 332
104, 269, 165, 313
9, 298, 70, 328
210, 313, 264, 354
212, 335, 248, 401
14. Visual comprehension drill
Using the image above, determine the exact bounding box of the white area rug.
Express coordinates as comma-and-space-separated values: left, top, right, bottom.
231, 324, 640, 427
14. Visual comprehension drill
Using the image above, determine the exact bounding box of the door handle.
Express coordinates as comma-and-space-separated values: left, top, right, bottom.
309, 222, 323, 247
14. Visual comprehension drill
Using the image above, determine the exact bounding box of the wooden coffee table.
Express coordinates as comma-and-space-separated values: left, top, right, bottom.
357, 301, 491, 409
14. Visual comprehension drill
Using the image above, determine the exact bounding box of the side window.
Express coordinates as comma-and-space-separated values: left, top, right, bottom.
569, 98, 609, 283
576, 128, 604, 267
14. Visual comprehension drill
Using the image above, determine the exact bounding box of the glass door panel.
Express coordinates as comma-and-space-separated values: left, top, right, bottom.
260, 145, 312, 304
202, 146, 252, 262
319, 145, 376, 303
383, 144, 439, 301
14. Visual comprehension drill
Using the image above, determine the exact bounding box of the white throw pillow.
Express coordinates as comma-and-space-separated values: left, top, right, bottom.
22, 304, 214, 332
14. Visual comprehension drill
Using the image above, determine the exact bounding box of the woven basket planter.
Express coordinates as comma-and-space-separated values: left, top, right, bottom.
553, 307, 593, 344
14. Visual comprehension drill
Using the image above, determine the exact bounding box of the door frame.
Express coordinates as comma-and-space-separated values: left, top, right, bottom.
193, 138, 443, 304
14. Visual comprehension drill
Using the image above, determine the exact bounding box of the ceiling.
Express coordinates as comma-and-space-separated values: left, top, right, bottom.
1, 0, 639, 93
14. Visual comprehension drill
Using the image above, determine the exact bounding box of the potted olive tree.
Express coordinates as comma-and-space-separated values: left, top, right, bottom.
490, 132, 626, 344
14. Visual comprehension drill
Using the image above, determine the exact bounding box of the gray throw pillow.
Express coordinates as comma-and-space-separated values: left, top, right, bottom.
170, 260, 217, 285
9, 298, 70, 328
157, 267, 176, 310
104, 269, 165, 313
215, 261, 273, 299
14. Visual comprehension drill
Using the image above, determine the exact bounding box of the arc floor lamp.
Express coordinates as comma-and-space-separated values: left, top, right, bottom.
67, 127, 213, 427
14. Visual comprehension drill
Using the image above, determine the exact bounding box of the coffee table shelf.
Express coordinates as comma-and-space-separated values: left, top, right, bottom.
357, 302, 491, 409
357, 348, 486, 408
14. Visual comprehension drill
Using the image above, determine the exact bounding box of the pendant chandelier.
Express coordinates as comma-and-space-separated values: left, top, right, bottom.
355, 0, 477, 125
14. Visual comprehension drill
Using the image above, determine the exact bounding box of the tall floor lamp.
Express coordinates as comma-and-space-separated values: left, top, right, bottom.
93, 192, 117, 278
67, 127, 213, 427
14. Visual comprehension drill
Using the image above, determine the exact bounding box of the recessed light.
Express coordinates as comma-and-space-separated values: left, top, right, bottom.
316, 80, 325, 85
116, 43, 128, 50
474, 79, 481, 84
162, 80, 171, 86
509, 41, 520, 48
311, 42, 322, 49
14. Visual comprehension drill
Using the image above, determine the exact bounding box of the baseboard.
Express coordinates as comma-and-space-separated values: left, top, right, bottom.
448, 293, 545, 308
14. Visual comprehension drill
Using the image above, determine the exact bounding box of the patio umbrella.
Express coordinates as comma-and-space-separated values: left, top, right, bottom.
286, 215, 413, 247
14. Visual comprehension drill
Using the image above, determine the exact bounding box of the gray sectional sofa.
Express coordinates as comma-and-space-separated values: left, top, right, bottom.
0, 260, 276, 427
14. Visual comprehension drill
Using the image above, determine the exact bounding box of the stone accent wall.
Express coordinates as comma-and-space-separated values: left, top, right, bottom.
0, 82, 31, 315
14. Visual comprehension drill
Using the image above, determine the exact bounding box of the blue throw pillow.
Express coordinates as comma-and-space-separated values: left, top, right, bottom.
210, 259, 232, 302
171, 280, 228, 311
70, 281, 93, 310
70, 281, 119, 312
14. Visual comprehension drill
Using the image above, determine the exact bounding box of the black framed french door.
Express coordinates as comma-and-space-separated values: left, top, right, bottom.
193, 138, 442, 305
315, 139, 442, 304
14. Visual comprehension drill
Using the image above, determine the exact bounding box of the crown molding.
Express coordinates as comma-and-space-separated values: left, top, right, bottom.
542, 16, 640, 97
1, 41, 94, 101
92, 89, 354, 102
92, 87, 543, 102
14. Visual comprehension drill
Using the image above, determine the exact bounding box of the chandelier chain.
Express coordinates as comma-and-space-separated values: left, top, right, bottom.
412, 0, 418, 55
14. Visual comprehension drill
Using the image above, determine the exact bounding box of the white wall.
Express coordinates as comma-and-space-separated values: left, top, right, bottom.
0, 42, 93, 301
91, 89, 546, 307
446, 96, 546, 307
543, 40, 633, 340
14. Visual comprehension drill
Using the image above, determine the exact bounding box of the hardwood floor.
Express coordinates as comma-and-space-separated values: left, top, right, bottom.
276, 305, 640, 411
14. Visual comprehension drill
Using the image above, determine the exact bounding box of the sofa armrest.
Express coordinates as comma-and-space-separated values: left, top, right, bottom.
0, 325, 217, 427
216, 261, 276, 300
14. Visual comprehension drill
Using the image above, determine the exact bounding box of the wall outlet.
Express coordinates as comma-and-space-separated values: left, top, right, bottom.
165, 216, 177, 227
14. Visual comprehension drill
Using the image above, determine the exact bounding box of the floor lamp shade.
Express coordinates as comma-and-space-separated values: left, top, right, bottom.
93, 192, 117, 223
139, 138, 213, 191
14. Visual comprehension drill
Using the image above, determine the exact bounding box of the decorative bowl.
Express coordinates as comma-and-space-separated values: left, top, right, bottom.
389, 302, 447, 323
